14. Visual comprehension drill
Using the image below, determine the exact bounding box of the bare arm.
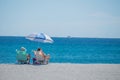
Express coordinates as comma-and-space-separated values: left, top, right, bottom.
33, 51, 37, 55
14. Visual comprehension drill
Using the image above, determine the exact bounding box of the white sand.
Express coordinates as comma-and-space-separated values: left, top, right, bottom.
0, 63, 120, 80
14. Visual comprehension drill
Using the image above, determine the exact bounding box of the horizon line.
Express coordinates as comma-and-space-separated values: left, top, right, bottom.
0, 35, 120, 39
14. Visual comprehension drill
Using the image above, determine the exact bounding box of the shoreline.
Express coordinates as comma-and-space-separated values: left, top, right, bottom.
1, 62, 120, 64
0, 63, 120, 80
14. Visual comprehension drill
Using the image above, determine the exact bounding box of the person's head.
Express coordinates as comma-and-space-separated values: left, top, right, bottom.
37, 48, 41, 51
20, 47, 26, 51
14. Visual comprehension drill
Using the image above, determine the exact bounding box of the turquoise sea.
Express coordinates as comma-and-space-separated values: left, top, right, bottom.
0, 36, 120, 64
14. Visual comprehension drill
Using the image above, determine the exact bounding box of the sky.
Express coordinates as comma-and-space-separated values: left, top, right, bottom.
0, 0, 120, 38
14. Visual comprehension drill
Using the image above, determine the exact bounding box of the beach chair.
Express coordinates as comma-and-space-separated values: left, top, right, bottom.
33, 54, 47, 65
16, 51, 29, 64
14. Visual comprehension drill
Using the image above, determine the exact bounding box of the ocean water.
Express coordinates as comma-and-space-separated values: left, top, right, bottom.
0, 36, 120, 64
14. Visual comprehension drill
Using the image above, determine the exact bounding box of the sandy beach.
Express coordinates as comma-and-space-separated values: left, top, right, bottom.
0, 63, 120, 80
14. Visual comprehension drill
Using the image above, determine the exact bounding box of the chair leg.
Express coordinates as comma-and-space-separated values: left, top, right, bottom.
33, 58, 36, 64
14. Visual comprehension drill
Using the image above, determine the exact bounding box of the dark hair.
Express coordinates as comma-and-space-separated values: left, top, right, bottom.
37, 48, 41, 51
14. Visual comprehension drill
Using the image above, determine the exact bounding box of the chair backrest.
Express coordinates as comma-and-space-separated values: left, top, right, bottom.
16, 51, 27, 61
35, 52, 44, 61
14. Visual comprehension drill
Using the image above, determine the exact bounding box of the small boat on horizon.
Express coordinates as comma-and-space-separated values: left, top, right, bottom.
67, 36, 71, 38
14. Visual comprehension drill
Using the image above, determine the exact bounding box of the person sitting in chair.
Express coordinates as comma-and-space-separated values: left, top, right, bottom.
16, 47, 30, 64
33, 48, 50, 64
